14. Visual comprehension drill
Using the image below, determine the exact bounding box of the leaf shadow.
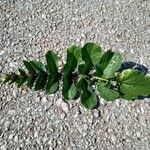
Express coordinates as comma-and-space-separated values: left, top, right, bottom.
93, 100, 100, 109
118, 61, 150, 100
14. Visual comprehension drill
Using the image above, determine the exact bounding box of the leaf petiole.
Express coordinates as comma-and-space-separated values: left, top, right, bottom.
92, 76, 109, 82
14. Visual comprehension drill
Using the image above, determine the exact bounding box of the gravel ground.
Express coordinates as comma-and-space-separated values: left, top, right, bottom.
0, 0, 150, 149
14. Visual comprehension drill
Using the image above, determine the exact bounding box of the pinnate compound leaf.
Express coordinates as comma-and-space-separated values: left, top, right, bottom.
78, 78, 98, 109
97, 82, 119, 101
118, 69, 150, 99
67, 45, 83, 64
4, 42, 150, 109
96, 50, 122, 78
34, 73, 47, 91
82, 42, 102, 65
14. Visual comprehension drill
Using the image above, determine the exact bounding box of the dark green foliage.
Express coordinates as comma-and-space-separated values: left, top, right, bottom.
79, 42, 102, 75
96, 50, 122, 78
29, 61, 45, 73
97, 82, 119, 101
2, 42, 150, 109
45, 51, 59, 93
23, 61, 37, 75
27, 76, 37, 88
62, 51, 78, 99
78, 78, 98, 109
117, 69, 150, 99
82, 42, 102, 65
35, 73, 47, 91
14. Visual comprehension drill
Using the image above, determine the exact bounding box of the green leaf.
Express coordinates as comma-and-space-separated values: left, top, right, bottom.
118, 69, 150, 99
62, 51, 78, 99
17, 76, 27, 88
2, 74, 11, 84
18, 68, 26, 76
27, 76, 37, 88
68, 83, 77, 99
103, 52, 122, 78
62, 75, 71, 99
62, 74, 77, 99
96, 50, 114, 77
48, 82, 59, 94
23, 61, 36, 75
17, 68, 27, 87
78, 64, 85, 75
78, 62, 93, 75
45, 51, 60, 93
64, 52, 77, 74
78, 78, 98, 109
97, 82, 119, 101
81, 91, 98, 109
82, 42, 102, 65
34, 73, 47, 91
46, 51, 58, 74
30, 61, 45, 73
79, 50, 93, 75
50, 50, 60, 67
79, 42, 102, 75
46, 75, 58, 94
96, 50, 122, 78
67, 45, 83, 64
8, 73, 19, 84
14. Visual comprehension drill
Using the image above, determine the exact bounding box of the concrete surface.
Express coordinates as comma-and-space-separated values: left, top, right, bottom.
0, 0, 150, 149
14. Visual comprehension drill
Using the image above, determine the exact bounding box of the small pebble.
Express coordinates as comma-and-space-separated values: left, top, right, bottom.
41, 97, 47, 103
61, 101, 69, 113
1, 1, 149, 150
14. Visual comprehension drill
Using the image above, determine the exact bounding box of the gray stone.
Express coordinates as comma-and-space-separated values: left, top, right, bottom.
61, 101, 69, 113
0, 50, 5, 56
34, 131, 38, 138
5, 121, 10, 129
7, 110, 16, 115
14, 135, 18, 142
12, 90, 17, 97
41, 96, 47, 104
55, 98, 62, 106
60, 113, 66, 119
0, 145, 6, 150
9, 134, 14, 140
1, 0, 150, 149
